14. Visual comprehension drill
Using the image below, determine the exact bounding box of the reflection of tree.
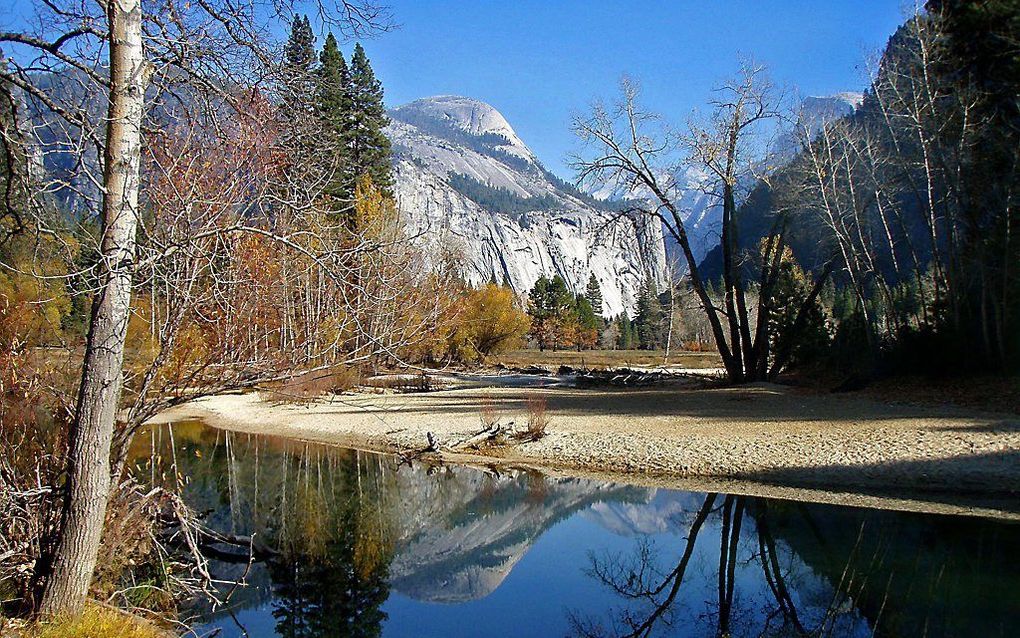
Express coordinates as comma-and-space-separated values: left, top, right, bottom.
573, 495, 862, 638
753, 500, 807, 636
268, 448, 394, 638
150, 431, 397, 638
269, 512, 390, 638
573, 494, 718, 638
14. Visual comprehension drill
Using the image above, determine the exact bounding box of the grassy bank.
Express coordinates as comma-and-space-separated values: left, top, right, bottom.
2, 604, 171, 638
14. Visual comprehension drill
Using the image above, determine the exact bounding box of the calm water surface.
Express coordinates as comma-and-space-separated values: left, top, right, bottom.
135, 422, 1020, 638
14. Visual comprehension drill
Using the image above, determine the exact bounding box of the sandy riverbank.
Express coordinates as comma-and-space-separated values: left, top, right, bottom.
150, 378, 1020, 516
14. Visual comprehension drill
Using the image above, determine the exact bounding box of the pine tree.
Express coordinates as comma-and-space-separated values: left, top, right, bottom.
317, 32, 355, 222
585, 273, 604, 318
528, 276, 553, 350
547, 275, 572, 312
278, 15, 319, 203
349, 43, 392, 195
615, 314, 635, 350
527, 275, 573, 350
283, 16, 317, 99
635, 279, 664, 350
573, 295, 599, 350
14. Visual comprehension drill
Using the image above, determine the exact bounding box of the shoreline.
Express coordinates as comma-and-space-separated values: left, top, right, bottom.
150, 380, 1020, 520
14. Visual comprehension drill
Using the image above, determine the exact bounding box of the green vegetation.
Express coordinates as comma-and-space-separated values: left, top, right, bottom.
447, 172, 560, 214
285, 17, 393, 220
526, 275, 600, 351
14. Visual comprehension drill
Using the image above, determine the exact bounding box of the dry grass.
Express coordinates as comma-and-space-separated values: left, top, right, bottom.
491, 348, 721, 370
479, 395, 500, 429
523, 396, 550, 441
264, 367, 362, 403
5, 604, 172, 638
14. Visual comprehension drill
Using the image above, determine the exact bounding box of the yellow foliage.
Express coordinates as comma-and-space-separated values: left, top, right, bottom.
124, 294, 159, 371
448, 284, 530, 362
353, 506, 394, 581
0, 256, 72, 349
290, 486, 329, 560
354, 174, 400, 239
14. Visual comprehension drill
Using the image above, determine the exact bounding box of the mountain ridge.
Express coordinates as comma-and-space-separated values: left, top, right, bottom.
387, 95, 668, 316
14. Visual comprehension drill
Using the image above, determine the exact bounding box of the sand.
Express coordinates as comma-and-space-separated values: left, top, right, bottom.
150, 378, 1020, 518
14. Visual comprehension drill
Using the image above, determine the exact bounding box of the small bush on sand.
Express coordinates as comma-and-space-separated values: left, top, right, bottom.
523, 396, 549, 441
266, 367, 361, 403
330, 366, 362, 393
480, 396, 500, 429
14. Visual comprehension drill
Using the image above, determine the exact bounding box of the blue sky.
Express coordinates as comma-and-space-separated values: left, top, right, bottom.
358, 1, 908, 178
2, 0, 909, 179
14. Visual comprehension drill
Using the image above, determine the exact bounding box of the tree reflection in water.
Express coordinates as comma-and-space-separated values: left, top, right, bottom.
133, 422, 1020, 638
136, 423, 398, 636
571, 494, 871, 638
266, 447, 393, 638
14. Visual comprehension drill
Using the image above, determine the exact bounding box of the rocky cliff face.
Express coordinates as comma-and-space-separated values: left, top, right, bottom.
387, 96, 668, 316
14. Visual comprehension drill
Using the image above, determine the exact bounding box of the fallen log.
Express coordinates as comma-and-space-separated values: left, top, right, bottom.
457, 422, 505, 450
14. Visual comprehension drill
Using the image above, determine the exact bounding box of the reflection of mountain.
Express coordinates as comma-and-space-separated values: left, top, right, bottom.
137, 425, 650, 607
135, 423, 1020, 637
383, 466, 648, 602
581, 489, 707, 536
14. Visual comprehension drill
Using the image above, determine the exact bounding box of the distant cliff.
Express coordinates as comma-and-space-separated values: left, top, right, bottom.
387, 95, 668, 316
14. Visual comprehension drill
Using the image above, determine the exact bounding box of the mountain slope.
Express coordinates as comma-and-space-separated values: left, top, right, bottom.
387, 96, 668, 316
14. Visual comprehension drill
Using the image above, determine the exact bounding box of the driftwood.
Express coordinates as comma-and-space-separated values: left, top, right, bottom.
161, 522, 279, 564
575, 367, 670, 388
457, 422, 506, 450
426, 431, 440, 452
407, 423, 510, 459
513, 365, 552, 376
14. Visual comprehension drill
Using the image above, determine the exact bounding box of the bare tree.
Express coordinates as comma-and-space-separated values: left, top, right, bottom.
572, 64, 832, 383
1, 0, 394, 617
791, 6, 1015, 370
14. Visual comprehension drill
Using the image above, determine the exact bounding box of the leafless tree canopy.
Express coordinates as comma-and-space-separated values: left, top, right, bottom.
571, 65, 829, 383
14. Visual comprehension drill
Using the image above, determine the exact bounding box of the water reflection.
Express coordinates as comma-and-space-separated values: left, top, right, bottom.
572, 494, 871, 637
133, 422, 1020, 637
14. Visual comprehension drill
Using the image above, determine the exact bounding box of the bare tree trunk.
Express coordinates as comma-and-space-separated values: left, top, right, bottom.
39, 0, 145, 617
662, 266, 675, 366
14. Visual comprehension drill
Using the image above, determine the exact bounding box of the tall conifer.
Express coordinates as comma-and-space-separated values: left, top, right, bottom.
635, 279, 664, 350
317, 33, 355, 221
283, 16, 317, 100
349, 43, 392, 195
585, 274, 604, 318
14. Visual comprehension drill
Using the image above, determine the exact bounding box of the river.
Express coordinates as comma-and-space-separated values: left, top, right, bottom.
134, 421, 1020, 637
